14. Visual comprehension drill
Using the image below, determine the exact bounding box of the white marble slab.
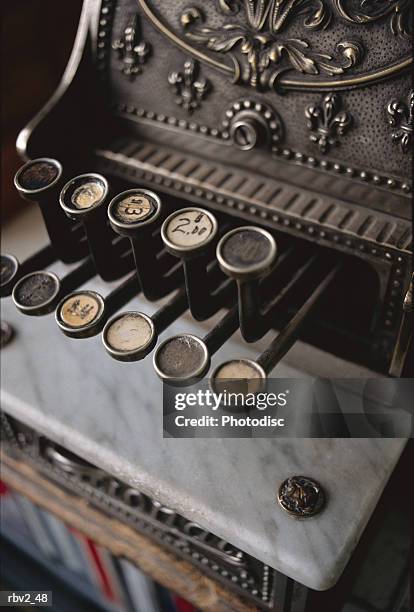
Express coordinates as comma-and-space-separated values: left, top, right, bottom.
1, 210, 406, 590
1, 287, 405, 591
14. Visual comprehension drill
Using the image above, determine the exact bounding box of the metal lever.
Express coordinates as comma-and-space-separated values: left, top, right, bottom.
14, 158, 88, 263
1, 245, 56, 297
60, 174, 133, 281
56, 272, 139, 338
216, 226, 279, 341
161, 207, 234, 320
12, 257, 95, 316
153, 305, 239, 384
108, 189, 182, 300
389, 275, 413, 377
212, 260, 342, 391
102, 286, 188, 361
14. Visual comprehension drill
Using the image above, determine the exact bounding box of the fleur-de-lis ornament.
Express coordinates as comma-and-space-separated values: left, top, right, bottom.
387, 90, 413, 154
168, 60, 210, 114
112, 14, 150, 80
305, 93, 353, 153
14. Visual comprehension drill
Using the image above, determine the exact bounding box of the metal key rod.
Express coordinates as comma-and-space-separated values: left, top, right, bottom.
239, 250, 321, 343
162, 207, 234, 320
14, 158, 88, 263
152, 287, 189, 333
211, 261, 341, 389
129, 234, 182, 300
102, 285, 188, 361
217, 226, 278, 341
108, 189, 183, 301
105, 273, 140, 319
257, 262, 342, 374
203, 306, 239, 356
60, 258, 96, 295
60, 174, 131, 281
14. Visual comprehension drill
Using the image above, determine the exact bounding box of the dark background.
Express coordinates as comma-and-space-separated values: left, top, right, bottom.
1, 0, 82, 221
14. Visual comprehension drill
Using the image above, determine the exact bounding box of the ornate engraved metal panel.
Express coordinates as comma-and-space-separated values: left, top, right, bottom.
93, 0, 413, 195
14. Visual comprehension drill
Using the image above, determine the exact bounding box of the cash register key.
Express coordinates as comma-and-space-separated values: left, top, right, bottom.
60, 174, 108, 216
211, 359, 266, 395
14, 158, 61, 195
217, 226, 277, 281
278, 476, 325, 518
1, 254, 19, 290
56, 290, 105, 338
153, 334, 210, 382
103, 312, 155, 362
111, 191, 159, 225
0, 321, 14, 348
108, 189, 161, 232
12, 271, 60, 315
161, 207, 218, 257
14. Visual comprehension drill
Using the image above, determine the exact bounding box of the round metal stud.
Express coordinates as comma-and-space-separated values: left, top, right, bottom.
14, 158, 62, 199
12, 270, 60, 316
1, 254, 19, 296
216, 226, 277, 281
55, 290, 105, 338
278, 476, 325, 518
60, 174, 109, 218
108, 189, 161, 235
153, 334, 210, 383
161, 208, 218, 258
211, 359, 266, 395
0, 321, 14, 348
102, 311, 156, 362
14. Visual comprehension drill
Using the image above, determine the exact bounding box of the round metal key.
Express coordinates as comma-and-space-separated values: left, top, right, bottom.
161, 208, 218, 258
12, 270, 60, 316
217, 226, 277, 281
56, 290, 105, 338
108, 189, 161, 233
278, 476, 325, 518
1, 254, 19, 295
0, 321, 14, 348
153, 334, 210, 383
14, 158, 62, 198
102, 311, 156, 362
211, 358, 266, 395
60, 174, 108, 217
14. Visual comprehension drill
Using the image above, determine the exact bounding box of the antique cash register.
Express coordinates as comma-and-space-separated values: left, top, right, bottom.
1, 1, 412, 610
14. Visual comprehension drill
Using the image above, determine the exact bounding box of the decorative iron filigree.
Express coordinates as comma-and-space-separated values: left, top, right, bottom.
332, 0, 412, 39
168, 59, 210, 113
181, 1, 363, 90
387, 90, 413, 154
112, 14, 151, 79
305, 93, 353, 153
